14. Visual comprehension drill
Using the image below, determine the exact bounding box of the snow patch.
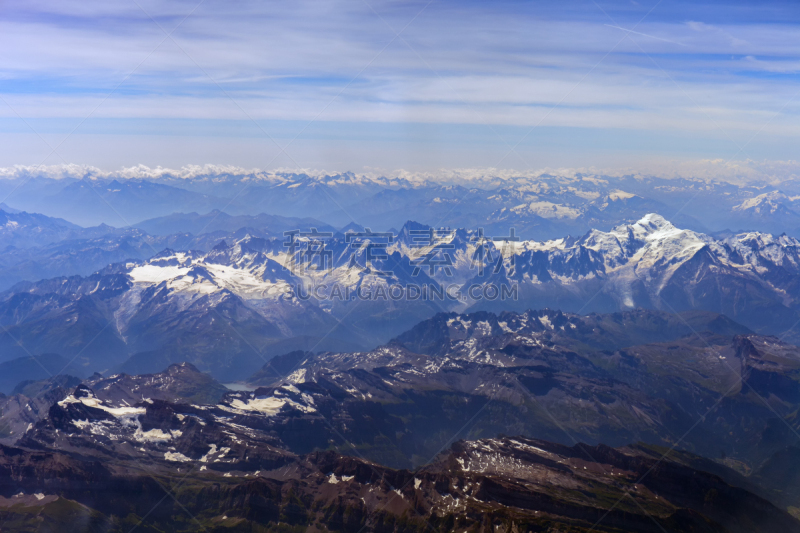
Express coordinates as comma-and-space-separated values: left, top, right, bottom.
164, 451, 192, 462
228, 395, 316, 415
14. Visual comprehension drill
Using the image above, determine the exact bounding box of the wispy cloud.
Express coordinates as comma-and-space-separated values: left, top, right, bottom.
603, 24, 687, 46
0, 0, 798, 169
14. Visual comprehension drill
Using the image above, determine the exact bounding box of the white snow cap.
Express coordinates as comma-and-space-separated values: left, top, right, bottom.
635, 213, 672, 231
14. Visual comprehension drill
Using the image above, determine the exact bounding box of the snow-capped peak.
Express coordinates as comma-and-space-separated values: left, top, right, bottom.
624, 213, 685, 243
634, 213, 671, 231
733, 191, 792, 212
107, 214, 800, 336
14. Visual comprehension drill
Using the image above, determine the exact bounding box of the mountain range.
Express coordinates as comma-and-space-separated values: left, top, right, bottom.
5, 170, 800, 239
242, 308, 800, 474
0, 204, 348, 290
1, 174, 800, 530
1, 213, 800, 381
1, 325, 800, 531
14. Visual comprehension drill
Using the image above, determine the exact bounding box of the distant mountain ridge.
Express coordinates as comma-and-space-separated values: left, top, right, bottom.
0, 206, 346, 290
5, 170, 800, 238
0, 207, 88, 249
134, 209, 337, 236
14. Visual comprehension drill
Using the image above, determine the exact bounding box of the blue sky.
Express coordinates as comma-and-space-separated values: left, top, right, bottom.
1, 0, 799, 173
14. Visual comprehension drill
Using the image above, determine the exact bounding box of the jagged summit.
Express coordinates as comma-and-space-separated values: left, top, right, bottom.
3, 216, 800, 380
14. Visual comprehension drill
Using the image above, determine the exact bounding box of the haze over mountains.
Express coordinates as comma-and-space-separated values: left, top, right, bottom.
2, 210, 800, 383
3, 167, 800, 294
3, 170, 800, 531
4, 168, 800, 238
0, 206, 337, 290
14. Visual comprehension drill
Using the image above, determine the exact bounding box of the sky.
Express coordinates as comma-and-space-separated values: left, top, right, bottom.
1, 0, 799, 174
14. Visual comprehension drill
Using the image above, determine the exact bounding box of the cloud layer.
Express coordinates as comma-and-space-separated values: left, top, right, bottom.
1, 0, 799, 169
4, 159, 800, 187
